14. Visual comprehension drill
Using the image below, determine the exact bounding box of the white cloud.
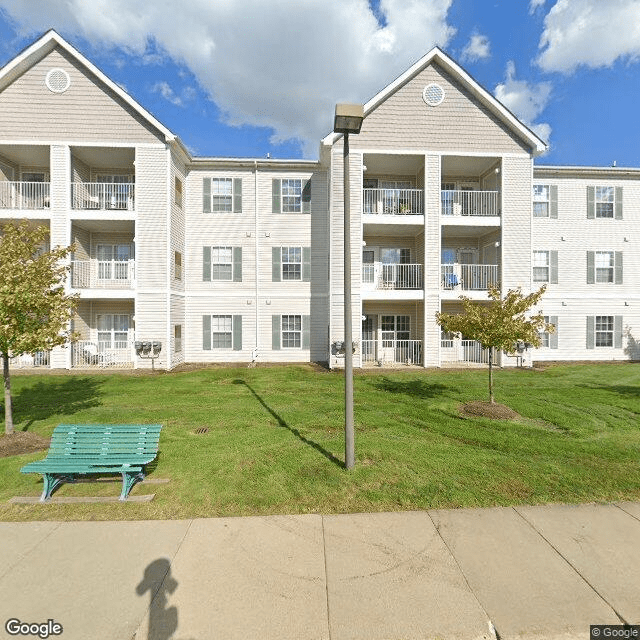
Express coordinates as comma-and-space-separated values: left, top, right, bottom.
151, 81, 197, 107
0, 0, 456, 157
494, 61, 552, 146
460, 33, 490, 62
529, 0, 545, 14
537, 0, 640, 73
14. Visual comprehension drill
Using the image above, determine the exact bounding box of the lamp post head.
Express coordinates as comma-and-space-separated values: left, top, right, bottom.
333, 103, 364, 134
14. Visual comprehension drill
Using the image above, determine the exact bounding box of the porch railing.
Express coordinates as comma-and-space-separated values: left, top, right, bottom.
363, 188, 423, 215
362, 339, 422, 365
441, 338, 496, 365
70, 260, 135, 288
9, 351, 50, 368
0, 181, 50, 209
71, 182, 135, 210
441, 264, 499, 290
441, 190, 499, 217
71, 340, 134, 368
364, 263, 423, 289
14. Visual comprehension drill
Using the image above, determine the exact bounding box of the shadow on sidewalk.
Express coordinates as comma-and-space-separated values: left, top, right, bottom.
236, 379, 345, 469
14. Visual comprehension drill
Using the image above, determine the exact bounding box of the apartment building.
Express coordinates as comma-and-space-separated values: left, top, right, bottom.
0, 30, 637, 370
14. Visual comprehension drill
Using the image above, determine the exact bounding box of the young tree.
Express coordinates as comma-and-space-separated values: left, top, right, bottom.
436, 285, 554, 404
0, 221, 78, 434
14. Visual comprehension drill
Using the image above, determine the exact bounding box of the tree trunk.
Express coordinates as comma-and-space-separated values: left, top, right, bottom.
488, 348, 494, 404
3, 353, 13, 435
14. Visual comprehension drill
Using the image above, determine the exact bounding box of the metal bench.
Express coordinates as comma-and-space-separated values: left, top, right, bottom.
20, 424, 162, 501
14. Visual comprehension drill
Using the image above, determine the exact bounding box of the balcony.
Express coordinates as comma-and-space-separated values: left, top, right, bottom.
441, 264, 499, 291
441, 338, 497, 366
71, 260, 135, 289
363, 188, 423, 215
71, 340, 134, 368
363, 263, 423, 290
0, 181, 50, 209
362, 339, 422, 366
441, 190, 499, 217
71, 182, 135, 211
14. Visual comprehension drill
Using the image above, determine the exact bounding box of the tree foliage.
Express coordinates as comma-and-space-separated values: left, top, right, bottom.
436, 285, 554, 403
0, 221, 78, 434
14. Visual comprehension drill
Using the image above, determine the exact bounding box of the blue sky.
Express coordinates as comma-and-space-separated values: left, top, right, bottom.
0, 0, 638, 166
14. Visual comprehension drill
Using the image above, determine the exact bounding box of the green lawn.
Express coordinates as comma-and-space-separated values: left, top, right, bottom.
0, 362, 639, 521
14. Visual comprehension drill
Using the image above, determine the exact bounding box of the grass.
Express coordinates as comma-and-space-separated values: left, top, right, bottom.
0, 362, 639, 521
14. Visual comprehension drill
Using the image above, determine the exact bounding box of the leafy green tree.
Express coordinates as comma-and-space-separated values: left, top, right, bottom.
436, 285, 553, 404
0, 221, 78, 434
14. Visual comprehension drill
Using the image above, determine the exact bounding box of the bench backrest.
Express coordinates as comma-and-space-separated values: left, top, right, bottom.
46, 424, 162, 464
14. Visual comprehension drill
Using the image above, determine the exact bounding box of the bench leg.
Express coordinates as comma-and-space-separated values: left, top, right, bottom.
120, 471, 144, 501
40, 474, 72, 502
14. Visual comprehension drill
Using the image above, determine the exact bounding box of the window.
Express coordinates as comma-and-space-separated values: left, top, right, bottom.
587, 251, 621, 284
533, 185, 549, 217
174, 177, 183, 207
533, 251, 549, 282
382, 315, 410, 346
595, 187, 614, 218
381, 248, 411, 264
96, 244, 131, 280
282, 247, 302, 280
174, 324, 182, 353
203, 246, 242, 282
96, 175, 133, 210
272, 178, 311, 213
587, 315, 622, 349
174, 251, 182, 280
203, 315, 242, 350
441, 330, 454, 348
203, 177, 242, 213
272, 247, 310, 282
539, 316, 557, 349
595, 316, 614, 347
96, 314, 129, 349
282, 315, 302, 348
588, 186, 622, 219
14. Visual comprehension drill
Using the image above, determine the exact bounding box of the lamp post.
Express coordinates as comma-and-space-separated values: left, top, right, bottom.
333, 103, 364, 470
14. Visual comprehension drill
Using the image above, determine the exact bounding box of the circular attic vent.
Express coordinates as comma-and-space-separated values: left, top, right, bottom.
423, 83, 444, 106
45, 68, 71, 93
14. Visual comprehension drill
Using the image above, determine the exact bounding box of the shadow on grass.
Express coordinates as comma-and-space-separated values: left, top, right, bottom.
371, 377, 453, 399
6, 377, 104, 430
235, 379, 345, 469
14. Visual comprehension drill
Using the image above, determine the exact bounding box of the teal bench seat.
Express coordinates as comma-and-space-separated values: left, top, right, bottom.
20, 424, 162, 501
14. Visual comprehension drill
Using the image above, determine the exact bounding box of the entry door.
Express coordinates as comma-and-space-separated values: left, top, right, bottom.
362, 316, 376, 361
362, 249, 375, 287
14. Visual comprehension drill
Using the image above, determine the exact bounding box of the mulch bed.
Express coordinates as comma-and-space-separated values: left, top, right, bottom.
461, 401, 521, 420
0, 432, 50, 458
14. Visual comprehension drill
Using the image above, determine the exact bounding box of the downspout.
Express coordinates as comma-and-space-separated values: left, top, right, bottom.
254, 160, 259, 363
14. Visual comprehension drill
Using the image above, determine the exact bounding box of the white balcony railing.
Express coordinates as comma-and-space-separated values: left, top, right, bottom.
364, 263, 423, 290
363, 188, 423, 215
441, 264, 499, 290
71, 260, 135, 288
71, 182, 135, 210
362, 339, 422, 365
441, 338, 496, 365
0, 181, 50, 209
441, 190, 499, 217
9, 351, 50, 368
71, 340, 134, 368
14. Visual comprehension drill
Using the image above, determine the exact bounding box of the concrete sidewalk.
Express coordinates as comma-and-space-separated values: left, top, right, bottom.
0, 502, 639, 640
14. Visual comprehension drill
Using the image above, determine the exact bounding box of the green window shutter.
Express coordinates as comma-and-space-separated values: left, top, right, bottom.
302, 315, 310, 349
587, 186, 595, 219
302, 179, 311, 213
272, 247, 281, 282
615, 251, 623, 284
272, 179, 281, 213
302, 247, 311, 282
614, 315, 623, 348
586, 251, 594, 284
203, 315, 211, 350
233, 178, 242, 213
550, 250, 558, 284
272, 315, 281, 350
203, 178, 211, 213
586, 316, 595, 349
233, 315, 242, 351
549, 316, 558, 349
549, 185, 558, 219
233, 247, 243, 282
615, 187, 623, 220
203, 246, 211, 282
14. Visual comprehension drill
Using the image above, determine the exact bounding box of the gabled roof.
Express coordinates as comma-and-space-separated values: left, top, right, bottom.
0, 29, 175, 143
322, 46, 547, 155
